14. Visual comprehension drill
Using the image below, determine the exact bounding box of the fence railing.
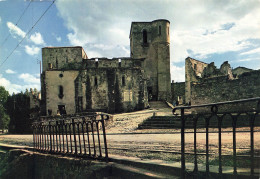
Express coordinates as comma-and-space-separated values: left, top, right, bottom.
32, 113, 110, 161
173, 97, 260, 178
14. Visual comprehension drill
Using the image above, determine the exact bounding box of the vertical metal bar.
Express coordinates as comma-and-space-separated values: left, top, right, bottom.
65, 123, 69, 153
218, 117, 222, 176
61, 120, 65, 153
39, 125, 42, 150
55, 121, 59, 152
206, 117, 210, 176
250, 114, 255, 178
193, 116, 198, 174
44, 125, 47, 151
77, 122, 82, 154
69, 123, 73, 153
58, 121, 62, 152
86, 123, 91, 156
181, 108, 185, 179
34, 125, 36, 149
72, 118, 77, 155
33, 125, 35, 149
101, 115, 108, 161
82, 118, 86, 155
91, 122, 96, 157
46, 125, 49, 151
52, 124, 55, 152
96, 121, 102, 157
49, 121, 52, 152
232, 116, 237, 176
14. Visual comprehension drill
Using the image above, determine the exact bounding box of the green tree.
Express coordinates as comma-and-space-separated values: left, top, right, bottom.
0, 86, 10, 132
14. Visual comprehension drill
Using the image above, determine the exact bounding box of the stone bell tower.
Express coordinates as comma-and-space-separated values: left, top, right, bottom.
129, 19, 171, 101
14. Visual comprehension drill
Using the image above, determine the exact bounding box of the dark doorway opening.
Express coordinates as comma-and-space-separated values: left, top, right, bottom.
58, 105, 66, 115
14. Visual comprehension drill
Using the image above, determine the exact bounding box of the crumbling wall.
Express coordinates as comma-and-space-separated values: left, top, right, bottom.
172, 82, 185, 104
185, 57, 208, 104
82, 67, 148, 113
42, 47, 86, 72
191, 70, 260, 111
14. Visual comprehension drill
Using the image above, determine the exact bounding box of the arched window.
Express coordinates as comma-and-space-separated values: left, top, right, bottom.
143, 29, 147, 44
122, 76, 126, 86
94, 77, 98, 86
118, 59, 121, 67
95, 58, 99, 68
58, 85, 64, 99
56, 58, 58, 68
159, 25, 161, 35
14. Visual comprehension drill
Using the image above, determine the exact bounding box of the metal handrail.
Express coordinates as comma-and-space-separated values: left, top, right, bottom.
172, 97, 260, 178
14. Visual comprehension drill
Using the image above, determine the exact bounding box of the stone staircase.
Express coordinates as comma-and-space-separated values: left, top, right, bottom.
138, 114, 259, 129
138, 115, 221, 129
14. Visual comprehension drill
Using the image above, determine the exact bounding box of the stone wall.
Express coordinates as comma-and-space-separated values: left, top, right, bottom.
42, 65, 148, 115
185, 57, 208, 104
81, 67, 148, 113
172, 82, 185, 104
0, 149, 112, 179
191, 70, 260, 111
44, 70, 79, 115
42, 47, 87, 72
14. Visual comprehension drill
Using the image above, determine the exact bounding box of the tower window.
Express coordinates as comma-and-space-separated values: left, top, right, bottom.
118, 59, 121, 67
94, 77, 98, 86
143, 29, 147, 44
56, 58, 58, 68
122, 76, 126, 86
95, 58, 99, 68
58, 85, 64, 99
194, 64, 197, 70
159, 26, 161, 35
168, 27, 169, 35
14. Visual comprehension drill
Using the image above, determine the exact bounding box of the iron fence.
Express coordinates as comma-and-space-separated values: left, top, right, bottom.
173, 97, 260, 179
32, 113, 110, 161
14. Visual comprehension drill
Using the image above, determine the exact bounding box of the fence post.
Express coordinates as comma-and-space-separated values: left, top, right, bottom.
49, 121, 52, 152
72, 118, 77, 155
181, 108, 185, 179
101, 114, 109, 161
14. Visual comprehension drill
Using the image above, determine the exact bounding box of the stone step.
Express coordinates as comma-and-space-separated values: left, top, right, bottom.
149, 101, 170, 109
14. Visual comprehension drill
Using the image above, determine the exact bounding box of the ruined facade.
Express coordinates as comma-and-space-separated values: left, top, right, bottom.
41, 20, 171, 115
183, 57, 260, 107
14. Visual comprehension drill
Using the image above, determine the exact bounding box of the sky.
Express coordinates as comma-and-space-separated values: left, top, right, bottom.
0, 0, 260, 94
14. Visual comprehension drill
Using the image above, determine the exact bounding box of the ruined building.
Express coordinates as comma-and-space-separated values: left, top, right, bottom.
176, 57, 260, 107
41, 19, 171, 115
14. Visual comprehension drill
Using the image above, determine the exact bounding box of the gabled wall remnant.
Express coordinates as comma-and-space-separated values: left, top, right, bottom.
184, 57, 258, 107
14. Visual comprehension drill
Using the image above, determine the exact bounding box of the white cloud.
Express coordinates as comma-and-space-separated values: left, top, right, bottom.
0, 74, 22, 94
171, 65, 185, 82
30, 32, 45, 45
7, 22, 26, 38
5, 69, 16, 74
19, 73, 40, 84
56, 36, 61, 42
240, 47, 260, 55
25, 45, 40, 56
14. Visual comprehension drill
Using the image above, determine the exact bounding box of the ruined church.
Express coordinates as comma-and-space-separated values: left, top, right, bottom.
41, 19, 171, 115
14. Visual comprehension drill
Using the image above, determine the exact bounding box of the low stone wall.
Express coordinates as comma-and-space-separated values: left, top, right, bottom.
0, 149, 111, 179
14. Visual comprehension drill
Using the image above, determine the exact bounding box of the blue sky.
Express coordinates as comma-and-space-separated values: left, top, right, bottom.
0, 0, 260, 94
